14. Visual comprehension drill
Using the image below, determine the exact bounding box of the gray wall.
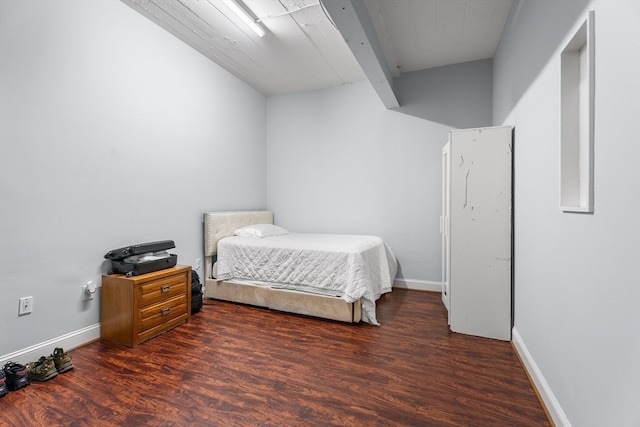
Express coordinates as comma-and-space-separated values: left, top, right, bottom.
493, 0, 640, 425
266, 63, 493, 283
0, 0, 267, 356
394, 59, 493, 128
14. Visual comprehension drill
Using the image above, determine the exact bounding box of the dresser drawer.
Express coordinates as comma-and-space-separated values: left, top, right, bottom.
139, 295, 188, 333
139, 274, 187, 307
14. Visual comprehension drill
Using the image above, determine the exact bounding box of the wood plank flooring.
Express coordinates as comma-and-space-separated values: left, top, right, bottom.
1, 290, 550, 426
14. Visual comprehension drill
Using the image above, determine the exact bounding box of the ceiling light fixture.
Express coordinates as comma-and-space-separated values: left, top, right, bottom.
222, 0, 266, 38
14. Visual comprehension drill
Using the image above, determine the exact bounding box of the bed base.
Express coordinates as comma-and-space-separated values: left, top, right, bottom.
204, 278, 362, 323
203, 210, 362, 324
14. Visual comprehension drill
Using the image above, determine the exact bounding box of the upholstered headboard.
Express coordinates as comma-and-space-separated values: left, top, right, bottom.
203, 210, 273, 279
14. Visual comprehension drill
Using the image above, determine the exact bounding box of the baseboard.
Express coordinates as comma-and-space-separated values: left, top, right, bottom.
512, 327, 571, 427
0, 323, 100, 366
393, 278, 441, 292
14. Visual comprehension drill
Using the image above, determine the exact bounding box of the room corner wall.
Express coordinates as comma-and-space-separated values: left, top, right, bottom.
493, 1, 640, 425
266, 62, 493, 284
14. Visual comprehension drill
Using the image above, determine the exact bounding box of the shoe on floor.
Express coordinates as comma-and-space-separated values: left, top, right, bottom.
26, 356, 58, 382
2, 362, 30, 391
0, 369, 8, 397
52, 347, 74, 373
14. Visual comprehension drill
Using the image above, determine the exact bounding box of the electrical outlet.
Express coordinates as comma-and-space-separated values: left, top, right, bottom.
19, 296, 33, 315
82, 284, 94, 301
82, 281, 98, 301
195, 258, 202, 270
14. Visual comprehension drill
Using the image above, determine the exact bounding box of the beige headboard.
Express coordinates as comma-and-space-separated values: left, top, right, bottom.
203, 210, 273, 278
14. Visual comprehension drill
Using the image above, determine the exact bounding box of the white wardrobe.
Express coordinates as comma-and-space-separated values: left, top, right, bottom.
441, 126, 513, 341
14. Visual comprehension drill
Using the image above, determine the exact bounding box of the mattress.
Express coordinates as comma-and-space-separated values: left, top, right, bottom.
216, 233, 397, 325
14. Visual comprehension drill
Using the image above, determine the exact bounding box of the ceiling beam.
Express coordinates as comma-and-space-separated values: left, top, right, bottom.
323, 0, 399, 108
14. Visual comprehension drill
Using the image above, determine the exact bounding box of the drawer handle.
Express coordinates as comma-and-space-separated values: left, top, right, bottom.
160, 285, 171, 293
160, 307, 171, 316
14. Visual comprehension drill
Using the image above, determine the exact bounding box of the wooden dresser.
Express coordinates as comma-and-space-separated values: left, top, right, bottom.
101, 265, 191, 347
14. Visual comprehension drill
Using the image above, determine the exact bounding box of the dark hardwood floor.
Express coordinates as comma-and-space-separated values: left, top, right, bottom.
1, 290, 549, 426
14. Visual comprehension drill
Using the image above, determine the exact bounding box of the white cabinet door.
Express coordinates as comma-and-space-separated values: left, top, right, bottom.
445, 126, 512, 341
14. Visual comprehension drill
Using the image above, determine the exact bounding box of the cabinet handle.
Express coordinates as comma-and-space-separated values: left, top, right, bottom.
161, 307, 171, 316
160, 285, 170, 293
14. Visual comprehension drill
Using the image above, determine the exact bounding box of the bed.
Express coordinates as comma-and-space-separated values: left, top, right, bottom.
203, 210, 397, 325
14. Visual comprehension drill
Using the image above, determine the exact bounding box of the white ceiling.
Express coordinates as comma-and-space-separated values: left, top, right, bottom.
122, 0, 512, 99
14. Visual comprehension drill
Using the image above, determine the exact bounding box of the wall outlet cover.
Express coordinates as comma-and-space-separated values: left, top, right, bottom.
19, 296, 33, 315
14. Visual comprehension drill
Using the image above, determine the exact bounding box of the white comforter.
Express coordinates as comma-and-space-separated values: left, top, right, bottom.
216, 233, 397, 325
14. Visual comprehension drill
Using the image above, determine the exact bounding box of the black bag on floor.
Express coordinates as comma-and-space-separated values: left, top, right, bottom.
191, 270, 203, 314
105, 240, 177, 277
